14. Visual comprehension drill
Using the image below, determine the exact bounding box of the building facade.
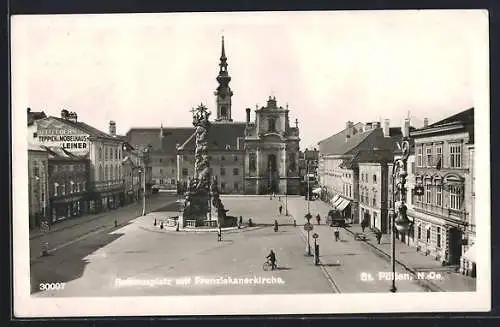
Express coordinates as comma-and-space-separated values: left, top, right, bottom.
45, 147, 91, 222
29, 110, 126, 215
243, 97, 301, 195
408, 108, 475, 270
28, 144, 49, 229
317, 120, 400, 223
359, 160, 390, 233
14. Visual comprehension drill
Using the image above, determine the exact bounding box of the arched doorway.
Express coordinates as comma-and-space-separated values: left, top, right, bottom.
267, 154, 278, 194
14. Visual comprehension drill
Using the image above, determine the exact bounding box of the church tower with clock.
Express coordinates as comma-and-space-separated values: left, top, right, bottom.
214, 36, 233, 122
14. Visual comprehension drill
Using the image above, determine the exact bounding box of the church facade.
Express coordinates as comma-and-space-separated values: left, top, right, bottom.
126, 36, 301, 195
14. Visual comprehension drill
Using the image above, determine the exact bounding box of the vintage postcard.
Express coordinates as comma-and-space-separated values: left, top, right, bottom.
11, 10, 490, 317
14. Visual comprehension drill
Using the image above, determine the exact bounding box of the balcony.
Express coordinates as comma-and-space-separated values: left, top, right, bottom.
414, 202, 469, 221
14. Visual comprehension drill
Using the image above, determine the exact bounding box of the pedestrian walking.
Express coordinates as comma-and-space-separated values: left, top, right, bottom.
376, 230, 382, 244
316, 214, 321, 225
274, 219, 279, 232
217, 226, 222, 241
334, 227, 340, 242
239, 216, 243, 225
279, 205, 283, 215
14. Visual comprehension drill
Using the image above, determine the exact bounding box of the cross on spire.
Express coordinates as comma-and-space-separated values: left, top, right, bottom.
295, 118, 299, 128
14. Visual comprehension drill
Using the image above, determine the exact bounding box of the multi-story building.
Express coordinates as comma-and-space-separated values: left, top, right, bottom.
122, 146, 142, 204
358, 150, 393, 233
29, 110, 125, 214
28, 144, 49, 229
44, 146, 91, 222
408, 108, 474, 269
317, 120, 400, 223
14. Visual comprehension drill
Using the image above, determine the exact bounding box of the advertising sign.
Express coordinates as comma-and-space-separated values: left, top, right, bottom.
36, 119, 90, 154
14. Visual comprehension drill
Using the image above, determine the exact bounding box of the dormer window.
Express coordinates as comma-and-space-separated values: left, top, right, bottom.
225, 144, 231, 150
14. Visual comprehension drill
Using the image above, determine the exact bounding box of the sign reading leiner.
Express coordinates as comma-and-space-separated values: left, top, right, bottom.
38, 135, 89, 149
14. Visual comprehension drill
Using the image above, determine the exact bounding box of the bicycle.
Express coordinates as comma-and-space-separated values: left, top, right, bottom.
263, 259, 276, 271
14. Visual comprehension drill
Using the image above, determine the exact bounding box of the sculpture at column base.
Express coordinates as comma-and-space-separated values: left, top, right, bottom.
210, 176, 237, 227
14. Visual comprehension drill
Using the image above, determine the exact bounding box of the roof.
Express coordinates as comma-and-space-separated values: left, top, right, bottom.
412, 107, 474, 143
427, 107, 474, 128
127, 127, 196, 153
49, 117, 118, 141
127, 122, 247, 153
317, 122, 368, 155
28, 143, 47, 152
27, 111, 47, 126
42, 145, 90, 161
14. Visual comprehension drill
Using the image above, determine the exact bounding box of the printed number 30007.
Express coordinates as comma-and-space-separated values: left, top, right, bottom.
39, 282, 66, 291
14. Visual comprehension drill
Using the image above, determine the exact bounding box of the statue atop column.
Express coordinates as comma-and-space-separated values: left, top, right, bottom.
181, 104, 213, 225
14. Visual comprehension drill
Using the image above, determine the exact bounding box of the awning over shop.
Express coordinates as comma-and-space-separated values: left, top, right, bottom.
463, 244, 476, 263
336, 199, 351, 211
330, 194, 340, 205
333, 196, 344, 208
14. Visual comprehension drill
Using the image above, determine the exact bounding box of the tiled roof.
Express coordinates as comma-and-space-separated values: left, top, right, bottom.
50, 117, 118, 141
413, 107, 474, 144
127, 122, 247, 153
427, 107, 474, 128
28, 143, 47, 152
127, 127, 195, 153
317, 122, 366, 155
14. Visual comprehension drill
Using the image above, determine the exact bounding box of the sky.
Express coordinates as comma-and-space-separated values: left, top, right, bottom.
11, 10, 488, 149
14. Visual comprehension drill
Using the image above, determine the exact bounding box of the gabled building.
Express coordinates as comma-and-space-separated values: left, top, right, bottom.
408, 108, 475, 273
29, 110, 125, 214
317, 120, 401, 223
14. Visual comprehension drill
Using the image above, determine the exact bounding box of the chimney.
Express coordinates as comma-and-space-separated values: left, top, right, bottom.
383, 119, 390, 138
109, 120, 116, 136
402, 118, 410, 138
27, 107, 31, 113
246, 108, 251, 123
423, 117, 429, 128
345, 120, 354, 141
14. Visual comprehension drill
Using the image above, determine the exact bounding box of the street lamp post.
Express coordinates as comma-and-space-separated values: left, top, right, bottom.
307, 161, 311, 214
389, 125, 412, 293
141, 146, 150, 216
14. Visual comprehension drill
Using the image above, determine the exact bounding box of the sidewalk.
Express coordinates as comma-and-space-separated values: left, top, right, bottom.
287, 197, 476, 292
29, 194, 168, 239
344, 224, 476, 292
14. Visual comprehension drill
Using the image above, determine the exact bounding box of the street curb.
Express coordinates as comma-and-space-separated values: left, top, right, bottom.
298, 229, 342, 293
29, 196, 174, 240
342, 227, 444, 292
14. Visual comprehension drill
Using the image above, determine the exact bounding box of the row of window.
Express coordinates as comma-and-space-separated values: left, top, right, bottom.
416, 225, 442, 248
361, 172, 377, 184
416, 143, 462, 169
416, 183, 462, 210
97, 164, 122, 181
49, 163, 87, 174
360, 188, 377, 207
53, 181, 87, 197
98, 145, 122, 162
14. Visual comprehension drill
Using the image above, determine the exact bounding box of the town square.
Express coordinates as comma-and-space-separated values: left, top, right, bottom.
12, 11, 490, 316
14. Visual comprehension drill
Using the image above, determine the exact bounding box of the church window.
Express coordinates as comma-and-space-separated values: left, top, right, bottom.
249, 153, 257, 172
268, 118, 276, 132
288, 153, 296, 172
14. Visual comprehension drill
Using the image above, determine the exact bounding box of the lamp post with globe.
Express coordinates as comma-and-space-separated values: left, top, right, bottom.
389, 120, 413, 293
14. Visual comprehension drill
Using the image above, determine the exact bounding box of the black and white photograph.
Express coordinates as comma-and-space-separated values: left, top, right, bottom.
11, 10, 490, 316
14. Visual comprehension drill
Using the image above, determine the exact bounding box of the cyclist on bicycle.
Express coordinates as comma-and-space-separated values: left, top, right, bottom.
266, 250, 277, 270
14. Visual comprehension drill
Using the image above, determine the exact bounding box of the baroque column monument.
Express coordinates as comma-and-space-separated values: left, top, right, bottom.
180, 103, 232, 227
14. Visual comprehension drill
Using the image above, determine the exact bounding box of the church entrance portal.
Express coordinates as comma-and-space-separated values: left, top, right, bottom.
267, 154, 279, 194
